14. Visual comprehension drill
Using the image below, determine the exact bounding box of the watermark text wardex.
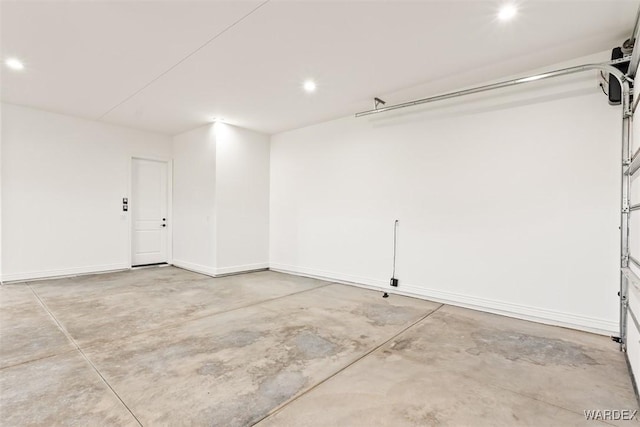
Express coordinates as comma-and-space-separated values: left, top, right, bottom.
584, 409, 637, 421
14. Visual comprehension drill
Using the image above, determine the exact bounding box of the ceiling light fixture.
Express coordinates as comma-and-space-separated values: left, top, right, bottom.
4, 57, 24, 71
497, 4, 517, 21
303, 80, 317, 93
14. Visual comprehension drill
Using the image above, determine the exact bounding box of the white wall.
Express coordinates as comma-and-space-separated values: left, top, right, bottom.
270, 59, 622, 334
1, 103, 172, 281
214, 123, 270, 274
171, 124, 217, 276
171, 122, 269, 276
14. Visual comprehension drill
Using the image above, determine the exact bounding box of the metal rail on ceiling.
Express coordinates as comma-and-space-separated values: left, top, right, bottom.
355, 61, 631, 118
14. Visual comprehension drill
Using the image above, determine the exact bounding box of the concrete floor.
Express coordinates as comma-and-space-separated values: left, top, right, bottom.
0, 266, 638, 426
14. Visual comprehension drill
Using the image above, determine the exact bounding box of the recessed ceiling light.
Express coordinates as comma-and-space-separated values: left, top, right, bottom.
4, 57, 24, 71
303, 80, 317, 93
498, 4, 517, 21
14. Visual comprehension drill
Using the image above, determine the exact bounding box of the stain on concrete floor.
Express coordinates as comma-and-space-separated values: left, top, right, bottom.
353, 302, 418, 327
196, 360, 226, 377
467, 329, 599, 366
293, 330, 338, 359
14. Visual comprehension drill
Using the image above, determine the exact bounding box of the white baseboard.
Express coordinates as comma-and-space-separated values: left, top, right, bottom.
215, 263, 269, 276
171, 259, 217, 277
1, 263, 130, 283
269, 263, 618, 336
270, 263, 387, 288
172, 260, 268, 277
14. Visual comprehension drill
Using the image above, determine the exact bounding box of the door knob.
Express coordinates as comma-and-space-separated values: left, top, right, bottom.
161, 224, 166, 227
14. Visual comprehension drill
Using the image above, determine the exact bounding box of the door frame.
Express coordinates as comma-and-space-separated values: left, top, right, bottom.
127, 155, 173, 269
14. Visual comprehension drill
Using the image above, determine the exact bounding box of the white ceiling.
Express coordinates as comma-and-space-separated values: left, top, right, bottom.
1, 0, 638, 135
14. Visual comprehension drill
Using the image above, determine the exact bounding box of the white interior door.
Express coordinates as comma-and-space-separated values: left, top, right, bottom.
131, 158, 168, 266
